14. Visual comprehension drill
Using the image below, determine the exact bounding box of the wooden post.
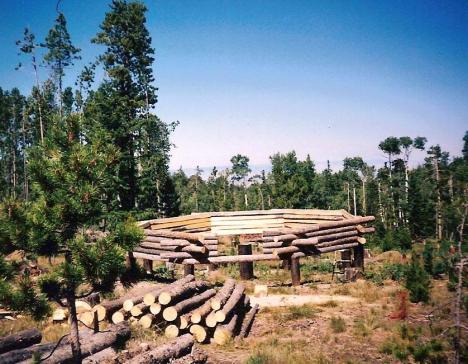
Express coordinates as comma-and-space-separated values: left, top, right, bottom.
352, 244, 364, 269
291, 256, 301, 286
143, 259, 153, 274
238, 243, 254, 280
184, 264, 195, 276
340, 250, 352, 268
126, 252, 136, 269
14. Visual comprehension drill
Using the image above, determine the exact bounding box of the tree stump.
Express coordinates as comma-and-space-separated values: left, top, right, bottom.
238, 243, 254, 280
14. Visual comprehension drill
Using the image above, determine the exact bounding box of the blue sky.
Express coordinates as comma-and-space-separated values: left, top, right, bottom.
0, 0, 467, 172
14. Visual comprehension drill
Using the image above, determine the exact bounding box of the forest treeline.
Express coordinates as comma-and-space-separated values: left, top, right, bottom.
0, 0, 467, 257
173, 135, 468, 249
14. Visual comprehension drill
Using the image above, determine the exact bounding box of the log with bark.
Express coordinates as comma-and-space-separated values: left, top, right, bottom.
213, 312, 241, 345
214, 283, 245, 323
158, 280, 210, 305
35, 323, 130, 364
181, 254, 280, 265
170, 346, 208, 364
127, 334, 194, 364
0, 328, 42, 355
144, 230, 204, 243
237, 304, 259, 339
163, 288, 217, 322
318, 242, 360, 253
304, 225, 356, 238
143, 275, 195, 305
210, 279, 236, 311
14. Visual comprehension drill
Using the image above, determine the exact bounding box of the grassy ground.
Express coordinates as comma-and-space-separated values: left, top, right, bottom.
0, 251, 465, 363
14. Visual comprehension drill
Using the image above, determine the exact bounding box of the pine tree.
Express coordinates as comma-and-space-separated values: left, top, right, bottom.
25, 114, 142, 362
43, 12, 81, 118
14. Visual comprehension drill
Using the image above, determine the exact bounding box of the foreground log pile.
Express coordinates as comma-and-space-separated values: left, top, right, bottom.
0, 324, 130, 364
132, 229, 219, 262
1, 276, 256, 363
94, 275, 257, 345
260, 216, 376, 256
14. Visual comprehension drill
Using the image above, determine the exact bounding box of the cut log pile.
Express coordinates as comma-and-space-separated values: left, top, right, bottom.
260, 216, 376, 256
132, 229, 219, 263
92, 276, 257, 345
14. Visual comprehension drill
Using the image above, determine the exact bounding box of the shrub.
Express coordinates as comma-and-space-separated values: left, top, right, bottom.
404, 253, 431, 303
330, 316, 346, 333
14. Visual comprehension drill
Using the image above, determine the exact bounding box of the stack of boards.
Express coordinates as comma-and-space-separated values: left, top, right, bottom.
139, 209, 354, 236
92, 275, 258, 345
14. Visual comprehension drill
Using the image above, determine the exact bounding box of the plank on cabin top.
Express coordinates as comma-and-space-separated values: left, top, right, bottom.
149, 219, 211, 230
211, 219, 284, 227
138, 213, 211, 226
211, 214, 284, 221
282, 214, 343, 220
211, 228, 277, 235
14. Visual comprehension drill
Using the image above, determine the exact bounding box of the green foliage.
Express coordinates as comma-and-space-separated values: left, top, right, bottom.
364, 263, 407, 284
404, 253, 431, 303
381, 227, 412, 251
0, 276, 50, 320
301, 260, 334, 274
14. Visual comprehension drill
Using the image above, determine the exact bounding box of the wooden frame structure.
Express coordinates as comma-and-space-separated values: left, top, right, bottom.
133, 209, 375, 285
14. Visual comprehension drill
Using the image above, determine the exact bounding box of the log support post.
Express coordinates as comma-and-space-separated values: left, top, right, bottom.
184, 264, 195, 276
126, 252, 136, 269
238, 243, 254, 280
290, 256, 301, 286
93, 311, 99, 333
352, 244, 364, 270
340, 250, 352, 268
143, 259, 153, 274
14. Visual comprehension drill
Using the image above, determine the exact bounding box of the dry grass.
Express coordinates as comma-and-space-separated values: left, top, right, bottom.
347, 280, 381, 303
247, 337, 331, 364
329, 316, 346, 333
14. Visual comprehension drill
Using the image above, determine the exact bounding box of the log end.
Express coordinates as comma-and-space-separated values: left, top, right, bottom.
158, 292, 171, 305
215, 310, 226, 323
139, 314, 154, 329
190, 312, 201, 324
123, 299, 134, 312
163, 307, 178, 322
93, 305, 106, 322
205, 312, 218, 328
165, 324, 179, 339
143, 294, 156, 306
150, 303, 161, 316
190, 324, 207, 343
213, 327, 231, 345
112, 311, 125, 324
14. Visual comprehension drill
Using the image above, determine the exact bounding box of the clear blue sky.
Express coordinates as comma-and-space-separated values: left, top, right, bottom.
1, 0, 467, 172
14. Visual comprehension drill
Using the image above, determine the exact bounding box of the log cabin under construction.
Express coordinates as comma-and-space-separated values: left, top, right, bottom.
132, 209, 375, 285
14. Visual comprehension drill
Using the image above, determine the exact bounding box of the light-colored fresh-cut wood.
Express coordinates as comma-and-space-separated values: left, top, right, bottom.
164, 324, 180, 339
130, 303, 147, 317
150, 303, 162, 315
160, 239, 191, 247
139, 313, 155, 329
213, 312, 241, 345
181, 245, 207, 254
189, 324, 207, 343
111, 309, 128, 324
205, 311, 218, 328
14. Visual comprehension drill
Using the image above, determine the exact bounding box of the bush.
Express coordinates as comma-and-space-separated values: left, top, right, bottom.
381, 228, 412, 252
404, 253, 431, 303
330, 316, 346, 333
